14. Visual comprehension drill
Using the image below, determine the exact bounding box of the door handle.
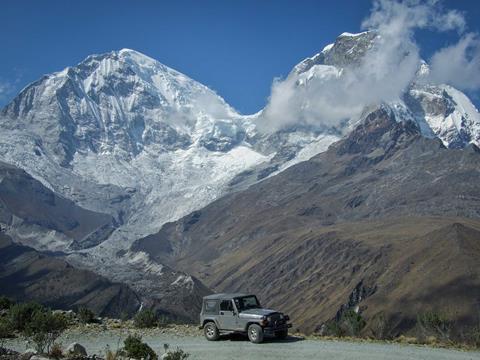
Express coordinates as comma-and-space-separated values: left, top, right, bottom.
220, 311, 224, 315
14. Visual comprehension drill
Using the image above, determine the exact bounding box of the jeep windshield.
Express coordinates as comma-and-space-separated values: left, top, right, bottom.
234, 295, 261, 311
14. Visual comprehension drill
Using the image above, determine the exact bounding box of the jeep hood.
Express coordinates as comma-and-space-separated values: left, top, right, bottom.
239, 308, 278, 318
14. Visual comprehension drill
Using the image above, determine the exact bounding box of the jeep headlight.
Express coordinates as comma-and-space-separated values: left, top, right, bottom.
267, 316, 272, 322
279, 314, 284, 320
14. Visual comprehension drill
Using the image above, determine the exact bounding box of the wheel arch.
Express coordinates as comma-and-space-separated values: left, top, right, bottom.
245, 321, 261, 332
202, 318, 219, 328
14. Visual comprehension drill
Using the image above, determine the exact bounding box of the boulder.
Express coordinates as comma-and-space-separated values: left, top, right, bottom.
30, 356, 50, 360
20, 349, 37, 360
66, 342, 87, 357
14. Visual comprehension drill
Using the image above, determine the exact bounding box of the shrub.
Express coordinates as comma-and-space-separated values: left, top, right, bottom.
340, 309, 366, 336
23, 309, 68, 353
464, 326, 480, 348
8, 302, 44, 331
78, 307, 95, 324
49, 342, 64, 359
323, 310, 366, 337
0, 296, 13, 311
163, 346, 189, 360
323, 320, 344, 337
417, 311, 453, 342
369, 312, 388, 340
120, 311, 130, 322
0, 317, 13, 347
105, 347, 119, 360
134, 308, 158, 329
123, 334, 157, 360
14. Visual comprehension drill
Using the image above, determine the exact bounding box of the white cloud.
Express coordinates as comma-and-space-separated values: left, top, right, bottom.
0, 81, 15, 101
258, 0, 469, 133
428, 33, 480, 91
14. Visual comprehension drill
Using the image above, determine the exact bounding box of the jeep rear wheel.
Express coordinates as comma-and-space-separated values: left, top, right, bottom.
204, 322, 219, 341
247, 324, 264, 343
275, 329, 288, 340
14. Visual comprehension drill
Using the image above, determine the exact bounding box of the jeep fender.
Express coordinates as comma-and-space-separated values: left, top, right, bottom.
202, 318, 220, 329
244, 321, 261, 332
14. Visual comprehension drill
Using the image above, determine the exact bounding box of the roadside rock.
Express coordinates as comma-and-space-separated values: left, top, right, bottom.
0, 347, 20, 360
66, 342, 87, 357
20, 349, 37, 360
29, 356, 50, 360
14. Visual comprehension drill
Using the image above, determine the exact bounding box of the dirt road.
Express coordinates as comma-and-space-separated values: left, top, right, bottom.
5, 329, 480, 360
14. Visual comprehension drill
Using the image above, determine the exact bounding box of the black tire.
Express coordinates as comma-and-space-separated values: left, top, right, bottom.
275, 329, 288, 340
247, 324, 264, 343
204, 322, 220, 341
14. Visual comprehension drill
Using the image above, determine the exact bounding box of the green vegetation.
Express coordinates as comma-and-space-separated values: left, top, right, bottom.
120, 311, 130, 322
0, 299, 68, 353
23, 309, 68, 353
317, 308, 480, 349
123, 334, 157, 360
468, 326, 480, 348
49, 342, 64, 359
0, 296, 13, 311
8, 302, 44, 332
162, 344, 189, 360
369, 312, 388, 340
78, 307, 96, 324
324, 309, 366, 337
0, 317, 13, 347
134, 308, 158, 328
417, 311, 453, 342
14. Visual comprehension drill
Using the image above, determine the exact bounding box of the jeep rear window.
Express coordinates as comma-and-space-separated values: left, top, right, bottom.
204, 300, 217, 313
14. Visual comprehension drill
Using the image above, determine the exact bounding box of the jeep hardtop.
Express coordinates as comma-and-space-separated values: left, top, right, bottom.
199, 293, 292, 343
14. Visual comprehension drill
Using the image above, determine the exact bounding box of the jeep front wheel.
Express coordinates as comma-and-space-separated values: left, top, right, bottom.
204, 322, 219, 341
247, 324, 264, 343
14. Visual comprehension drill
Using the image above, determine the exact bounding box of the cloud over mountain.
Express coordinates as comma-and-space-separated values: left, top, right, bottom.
260, 0, 476, 133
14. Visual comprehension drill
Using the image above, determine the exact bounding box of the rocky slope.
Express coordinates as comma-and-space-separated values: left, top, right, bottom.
0, 232, 140, 317
133, 108, 480, 333
0, 161, 115, 252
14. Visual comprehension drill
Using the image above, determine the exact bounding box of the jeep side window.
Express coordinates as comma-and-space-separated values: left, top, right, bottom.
204, 300, 217, 313
220, 300, 234, 312
234, 296, 260, 311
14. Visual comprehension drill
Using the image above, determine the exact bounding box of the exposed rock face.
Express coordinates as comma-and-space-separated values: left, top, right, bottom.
0, 233, 140, 318
293, 31, 378, 73
0, 161, 116, 252
132, 110, 480, 333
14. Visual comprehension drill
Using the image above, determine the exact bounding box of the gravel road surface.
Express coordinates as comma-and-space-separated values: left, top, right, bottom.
5, 330, 480, 360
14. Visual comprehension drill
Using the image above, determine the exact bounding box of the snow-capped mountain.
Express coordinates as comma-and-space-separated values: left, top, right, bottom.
0, 49, 259, 248
2, 49, 243, 162
287, 31, 480, 148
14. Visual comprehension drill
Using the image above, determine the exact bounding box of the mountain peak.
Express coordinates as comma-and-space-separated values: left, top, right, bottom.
291, 30, 377, 76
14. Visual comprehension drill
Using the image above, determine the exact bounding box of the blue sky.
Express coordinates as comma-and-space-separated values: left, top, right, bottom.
1, 0, 479, 114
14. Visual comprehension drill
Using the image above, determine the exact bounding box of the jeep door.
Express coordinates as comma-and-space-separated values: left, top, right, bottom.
217, 300, 238, 330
